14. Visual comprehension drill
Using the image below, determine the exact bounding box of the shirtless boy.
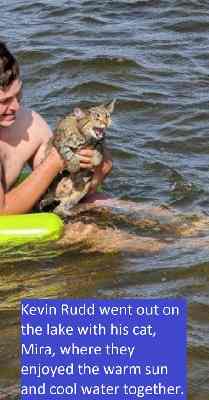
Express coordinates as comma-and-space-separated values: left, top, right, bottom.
0, 42, 112, 215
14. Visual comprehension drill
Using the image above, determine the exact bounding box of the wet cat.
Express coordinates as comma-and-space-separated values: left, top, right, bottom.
39, 100, 115, 216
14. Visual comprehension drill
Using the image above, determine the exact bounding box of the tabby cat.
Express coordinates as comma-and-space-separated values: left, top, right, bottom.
40, 100, 115, 216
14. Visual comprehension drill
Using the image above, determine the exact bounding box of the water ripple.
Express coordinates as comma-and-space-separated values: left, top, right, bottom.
1, 1, 209, 397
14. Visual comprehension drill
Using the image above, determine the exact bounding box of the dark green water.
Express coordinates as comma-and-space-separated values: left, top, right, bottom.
1, 0, 209, 398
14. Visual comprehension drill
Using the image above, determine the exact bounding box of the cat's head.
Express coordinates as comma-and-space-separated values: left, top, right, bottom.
73, 99, 115, 141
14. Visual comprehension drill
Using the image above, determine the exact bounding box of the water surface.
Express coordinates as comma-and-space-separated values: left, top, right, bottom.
1, 0, 209, 398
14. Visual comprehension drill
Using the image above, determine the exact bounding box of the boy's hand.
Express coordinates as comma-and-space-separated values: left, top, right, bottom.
89, 149, 113, 194
75, 147, 113, 193
76, 148, 97, 170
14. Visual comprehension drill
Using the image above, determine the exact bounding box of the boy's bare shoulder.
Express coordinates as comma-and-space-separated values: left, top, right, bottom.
31, 109, 52, 139
16, 107, 53, 143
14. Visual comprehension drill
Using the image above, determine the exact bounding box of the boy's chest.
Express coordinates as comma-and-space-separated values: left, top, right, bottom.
0, 139, 36, 190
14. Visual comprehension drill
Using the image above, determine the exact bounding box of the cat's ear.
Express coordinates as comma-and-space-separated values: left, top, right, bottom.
105, 99, 116, 113
73, 107, 86, 119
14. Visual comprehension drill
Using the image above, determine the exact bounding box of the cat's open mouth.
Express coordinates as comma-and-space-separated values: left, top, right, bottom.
94, 127, 105, 139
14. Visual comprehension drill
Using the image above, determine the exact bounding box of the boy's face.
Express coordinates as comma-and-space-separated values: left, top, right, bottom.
0, 79, 22, 128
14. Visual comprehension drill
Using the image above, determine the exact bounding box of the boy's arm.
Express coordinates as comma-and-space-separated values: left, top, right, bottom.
77, 147, 113, 194
0, 149, 63, 215
0, 111, 64, 215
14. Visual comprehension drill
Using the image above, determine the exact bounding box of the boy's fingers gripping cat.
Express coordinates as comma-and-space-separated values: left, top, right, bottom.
77, 148, 98, 169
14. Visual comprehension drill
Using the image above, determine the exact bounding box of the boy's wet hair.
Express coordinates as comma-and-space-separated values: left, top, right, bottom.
0, 41, 20, 89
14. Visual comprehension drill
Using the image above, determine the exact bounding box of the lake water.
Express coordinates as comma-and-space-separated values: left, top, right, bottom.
0, 0, 209, 398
